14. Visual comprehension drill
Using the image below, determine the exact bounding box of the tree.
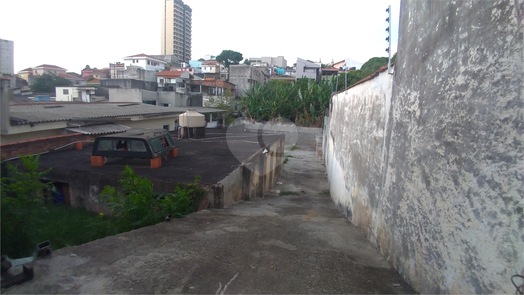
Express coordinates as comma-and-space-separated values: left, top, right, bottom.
30, 73, 72, 93
360, 57, 388, 77
198, 58, 205, 61
83, 65, 91, 71
216, 50, 243, 68
243, 58, 251, 65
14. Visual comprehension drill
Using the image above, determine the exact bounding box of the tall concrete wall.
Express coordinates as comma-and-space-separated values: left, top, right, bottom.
323, 0, 523, 293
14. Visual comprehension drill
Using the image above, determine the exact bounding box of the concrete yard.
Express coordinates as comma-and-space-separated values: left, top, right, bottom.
5, 137, 416, 294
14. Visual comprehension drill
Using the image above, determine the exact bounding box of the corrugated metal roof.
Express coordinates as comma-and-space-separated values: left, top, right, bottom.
9, 103, 226, 126
65, 124, 131, 135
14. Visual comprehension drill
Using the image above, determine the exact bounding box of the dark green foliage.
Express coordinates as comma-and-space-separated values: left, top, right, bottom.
30, 73, 72, 93
360, 57, 389, 77
280, 191, 300, 196
331, 70, 367, 92
1, 155, 54, 258
243, 58, 251, 65
216, 50, 243, 68
98, 166, 203, 232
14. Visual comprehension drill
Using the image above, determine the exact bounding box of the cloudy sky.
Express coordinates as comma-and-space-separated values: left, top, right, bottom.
1, 0, 400, 73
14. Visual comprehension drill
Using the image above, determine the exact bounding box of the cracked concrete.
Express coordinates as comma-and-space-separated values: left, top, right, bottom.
5, 141, 415, 294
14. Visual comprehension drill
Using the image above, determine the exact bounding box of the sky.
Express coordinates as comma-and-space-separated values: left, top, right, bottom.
0, 0, 400, 74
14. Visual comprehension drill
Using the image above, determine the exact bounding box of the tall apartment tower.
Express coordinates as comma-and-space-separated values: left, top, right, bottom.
161, 0, 192, 63
0, 39, 14, 75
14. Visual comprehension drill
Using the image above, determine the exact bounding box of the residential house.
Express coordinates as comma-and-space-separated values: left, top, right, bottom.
56, 86, 97, 102
17, 67, 33, 82
321, 68, 341, 80
170, 67, 195, 76
81, 68, 109, 79
250, 56, 287, 68
332, 58, 363, 70
109, 62, 126, 79
229, 65, 268, 98
123, 54, 167, 72
58, 73, 85, 86
201, 60, 221, 79
295, 58, 321, 82
201, 78, 235, 102
32, 64, 67, 76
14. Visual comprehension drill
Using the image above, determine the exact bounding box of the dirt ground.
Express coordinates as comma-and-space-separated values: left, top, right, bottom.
4, 136, 416, 294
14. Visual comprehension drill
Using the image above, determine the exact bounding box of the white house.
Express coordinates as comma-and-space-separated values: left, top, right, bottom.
56, 86, 96, 102
123, 54, 168, 72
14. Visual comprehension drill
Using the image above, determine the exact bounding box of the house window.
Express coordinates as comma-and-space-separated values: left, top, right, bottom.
63, 89, 69, 95
160, 79, 164, 84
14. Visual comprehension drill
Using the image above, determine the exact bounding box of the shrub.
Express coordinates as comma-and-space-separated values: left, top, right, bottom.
98, 166, 203, 232
1, 155, 54, 258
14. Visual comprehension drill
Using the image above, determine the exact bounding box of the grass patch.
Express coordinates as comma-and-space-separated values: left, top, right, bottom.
289, 145, 298, 151
319, 190, 331, 197
34, 204, 119, 251
280, 191, 300, 196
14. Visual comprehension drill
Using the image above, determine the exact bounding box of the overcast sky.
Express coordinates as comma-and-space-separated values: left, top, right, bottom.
1, 0, 400, 73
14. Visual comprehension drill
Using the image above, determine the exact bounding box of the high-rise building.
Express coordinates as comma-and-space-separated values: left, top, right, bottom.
161, 0, 192, 63
0, 39, 14, 75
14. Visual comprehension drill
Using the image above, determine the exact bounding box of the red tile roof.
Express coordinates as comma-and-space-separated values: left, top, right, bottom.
156, 71, 184, 78
33, 64, 67, 70
18, 67, 33, 73
58, 73, 83, 80
87, 79, 100, 84
201, 80, 235, 89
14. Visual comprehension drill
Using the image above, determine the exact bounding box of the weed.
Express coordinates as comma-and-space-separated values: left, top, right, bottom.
290, 145, 298, 151
280, 191, 300, 196
319, 190, 331, 197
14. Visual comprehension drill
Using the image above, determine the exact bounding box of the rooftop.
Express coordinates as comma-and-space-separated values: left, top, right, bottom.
8, 102, 224, 126
33, 129, 282, 185
33, 64, 67, 70
156, 71, 185, 78
124, 54, 167, 64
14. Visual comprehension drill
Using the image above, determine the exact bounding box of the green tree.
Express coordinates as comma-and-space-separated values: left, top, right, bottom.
198, 58, 205, 61
30, 73, 72, 93
1, 155, 54, 258
83, 65, 91, 71
360, 57, 388, 77
243, 58, 251, 65
216, 50, 243, 68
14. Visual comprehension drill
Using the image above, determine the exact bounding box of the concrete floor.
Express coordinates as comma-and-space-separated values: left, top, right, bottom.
5, 141, 416, 294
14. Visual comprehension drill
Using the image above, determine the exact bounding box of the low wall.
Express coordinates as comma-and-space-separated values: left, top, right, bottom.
109, 88, 157, 103
212, 134, 285, 207
1, 133, 93, 160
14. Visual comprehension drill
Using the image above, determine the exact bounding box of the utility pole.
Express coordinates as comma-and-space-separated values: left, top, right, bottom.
386, 5, 393, 74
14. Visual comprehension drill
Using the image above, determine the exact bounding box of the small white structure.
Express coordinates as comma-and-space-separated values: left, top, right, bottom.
55, 86, 96, 102
123, 54, 167, 72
